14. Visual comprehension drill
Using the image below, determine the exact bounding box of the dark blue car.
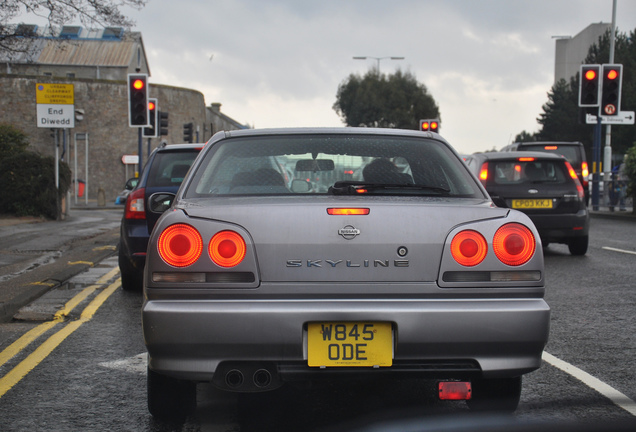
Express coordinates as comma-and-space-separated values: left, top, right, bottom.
118, 143, 202, 290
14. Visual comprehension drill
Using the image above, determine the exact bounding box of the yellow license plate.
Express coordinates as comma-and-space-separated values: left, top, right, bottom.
307, 322, 392, 367
512, 199, 553, 209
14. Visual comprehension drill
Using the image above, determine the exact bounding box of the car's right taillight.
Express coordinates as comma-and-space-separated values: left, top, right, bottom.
493, 223, 535, 266
124, 188, 146, 220
450, 223, 536, 267
565, 161, 585, 200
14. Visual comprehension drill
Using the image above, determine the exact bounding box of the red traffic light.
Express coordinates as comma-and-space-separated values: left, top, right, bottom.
606, 69, 618, 80
133, 79, 145, 90
584, 69, 597, 81
419, 119, 440, 133
148, 101, 156, 111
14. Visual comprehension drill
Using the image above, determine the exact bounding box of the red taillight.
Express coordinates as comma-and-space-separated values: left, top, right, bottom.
209, 231, 246, 267
565, 161, 585, 199
157, 224, 203, 267
327, 208, 370, 215
439, 382, 472, 400
581, 161, 589, 178
125, 188, 146, 220
479, 162, 488, 184
450, 230, 488, 267
493, 223, 535, 266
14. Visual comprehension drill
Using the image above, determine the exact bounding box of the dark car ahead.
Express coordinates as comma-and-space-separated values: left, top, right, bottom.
464, 151, 589, 255
118, 143, 202, 291
142, 128, 549, 421
500, 141, 589, 203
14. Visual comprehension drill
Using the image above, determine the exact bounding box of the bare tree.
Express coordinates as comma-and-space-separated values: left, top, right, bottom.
1, 0, 146, 56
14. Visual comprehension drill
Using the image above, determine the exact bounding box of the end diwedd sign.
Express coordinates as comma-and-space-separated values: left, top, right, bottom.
36, 83, 75, 128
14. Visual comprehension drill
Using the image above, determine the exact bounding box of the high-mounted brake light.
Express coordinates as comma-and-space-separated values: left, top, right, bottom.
518, 157, 535, 162
544, 146, 558, 150
158, 224, 203, 267
209, 231, 246, 267
493, 223, 535, 266
450, 230, 488, 267
327, 208, 370, 215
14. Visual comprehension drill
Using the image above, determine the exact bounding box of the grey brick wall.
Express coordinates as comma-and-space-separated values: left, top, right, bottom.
1, 75, 206, 202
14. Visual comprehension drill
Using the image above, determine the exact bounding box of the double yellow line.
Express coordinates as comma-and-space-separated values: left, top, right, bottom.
0, 267, 121, 398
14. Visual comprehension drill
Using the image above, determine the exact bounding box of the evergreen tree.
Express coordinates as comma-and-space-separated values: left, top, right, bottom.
333, 70, 440, 129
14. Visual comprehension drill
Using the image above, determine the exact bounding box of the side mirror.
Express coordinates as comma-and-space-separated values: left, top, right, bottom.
125, 177, 139, 190
148, 192, 176, 214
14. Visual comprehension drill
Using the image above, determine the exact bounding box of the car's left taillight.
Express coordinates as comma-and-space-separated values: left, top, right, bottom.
124, 188, 146, 220
157, 224, 203, 267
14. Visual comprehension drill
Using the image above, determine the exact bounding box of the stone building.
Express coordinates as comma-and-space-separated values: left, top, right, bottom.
0, 25, 247, 203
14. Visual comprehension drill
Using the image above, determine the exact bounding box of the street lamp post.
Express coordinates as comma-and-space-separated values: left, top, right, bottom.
353, 56, 405, 73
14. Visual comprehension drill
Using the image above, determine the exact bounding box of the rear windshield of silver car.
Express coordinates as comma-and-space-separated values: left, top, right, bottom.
185, 134, 483, 198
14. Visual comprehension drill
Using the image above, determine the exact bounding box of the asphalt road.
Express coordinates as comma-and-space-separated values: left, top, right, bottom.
0, 209, 122, 322
0, 211, 635, 431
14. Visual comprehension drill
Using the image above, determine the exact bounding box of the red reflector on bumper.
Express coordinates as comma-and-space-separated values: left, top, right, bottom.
438, 382, 472, 400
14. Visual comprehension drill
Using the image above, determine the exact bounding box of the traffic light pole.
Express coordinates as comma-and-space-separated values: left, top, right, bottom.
592, 116, 602, 211
138, 128, 143, 174
603, 0, 618, 207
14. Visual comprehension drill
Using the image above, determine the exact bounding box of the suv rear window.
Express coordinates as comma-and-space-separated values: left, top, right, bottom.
491, 160, 568, 185
519, 144, 581, 168
147, 150, 199, 188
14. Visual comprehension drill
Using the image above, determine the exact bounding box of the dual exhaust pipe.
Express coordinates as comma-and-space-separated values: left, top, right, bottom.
214, 362, 280, 392
225, 368, 272, 389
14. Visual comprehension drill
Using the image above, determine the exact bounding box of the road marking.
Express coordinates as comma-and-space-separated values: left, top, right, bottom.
0, 320, 60, 369
28, 281, 56, 287
543, 351, 636, 416
602, 246, 636, 256
67, 260, 94, 266
0, 267, 120, 370
0, 279, 121, 398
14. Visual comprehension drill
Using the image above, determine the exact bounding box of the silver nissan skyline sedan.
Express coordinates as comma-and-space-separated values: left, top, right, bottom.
142, 127, 550, 421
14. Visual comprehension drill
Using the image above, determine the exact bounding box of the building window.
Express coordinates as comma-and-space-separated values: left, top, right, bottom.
66, 72, 76, 78
43, 72, 52, 76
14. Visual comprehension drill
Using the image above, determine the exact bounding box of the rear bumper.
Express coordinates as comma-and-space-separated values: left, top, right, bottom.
528, 209, 589, 242
143, 298, 550, 385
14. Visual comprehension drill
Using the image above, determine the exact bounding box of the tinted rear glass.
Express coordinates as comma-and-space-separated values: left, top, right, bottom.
520, 145, 582, 167
490, 160, 569, 185
147, 150, 199, 188
186, 134, 482, 198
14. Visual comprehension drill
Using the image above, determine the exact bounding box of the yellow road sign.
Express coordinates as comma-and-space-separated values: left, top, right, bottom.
36, 83, 74, 105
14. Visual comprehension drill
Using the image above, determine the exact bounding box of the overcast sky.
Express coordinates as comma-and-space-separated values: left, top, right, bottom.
18, 0, 636, 154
